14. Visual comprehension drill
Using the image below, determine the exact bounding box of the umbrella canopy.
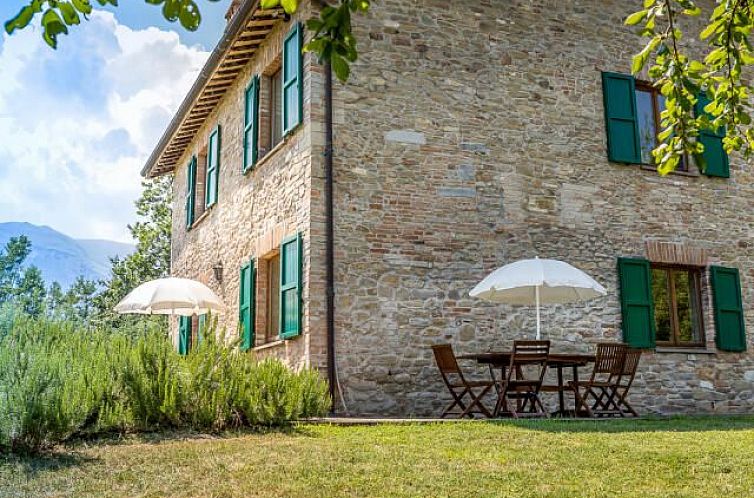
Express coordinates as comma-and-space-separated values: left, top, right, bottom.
115, 277, 225, 316
469, 258, 606, 339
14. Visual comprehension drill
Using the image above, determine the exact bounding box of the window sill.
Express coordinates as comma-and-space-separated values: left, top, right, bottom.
250, 124, 302, 173
640, 165, 700, 178
187, 205, 214, 231
253, 339, 285, 351
655, 347, 716, 355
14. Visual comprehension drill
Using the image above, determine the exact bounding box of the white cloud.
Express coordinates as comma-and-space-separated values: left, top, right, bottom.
0, 12, 209, 242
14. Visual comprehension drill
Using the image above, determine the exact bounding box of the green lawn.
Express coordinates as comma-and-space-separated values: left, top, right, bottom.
2, 417, 754, 497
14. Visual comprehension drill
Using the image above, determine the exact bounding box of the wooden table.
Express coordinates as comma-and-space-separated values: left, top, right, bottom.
457, 352, 596, 417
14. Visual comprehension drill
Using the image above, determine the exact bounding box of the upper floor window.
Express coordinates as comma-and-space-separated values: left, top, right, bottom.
601, 72, 729, 177
242, 23, 302, 170
269, 67, 283, 151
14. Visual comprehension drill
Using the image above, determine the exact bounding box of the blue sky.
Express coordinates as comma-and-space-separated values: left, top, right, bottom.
0, 1, 230, 242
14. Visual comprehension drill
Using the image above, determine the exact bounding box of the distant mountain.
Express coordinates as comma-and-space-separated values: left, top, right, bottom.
0, 222, 134, 288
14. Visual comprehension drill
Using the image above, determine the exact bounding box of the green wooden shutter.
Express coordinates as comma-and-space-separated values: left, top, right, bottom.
602, 72, 641, 164
185, 156, 196, 228
197, 314, 206, 346
279, 233, 302, 339
239, 260, 255, 351
618, 257, 656, 348
694, 95, 730, 178
178, 316, 191, 355
206, 125, 221, 207
710, 266, 746, 352
243, 75, 260, 172
282, 23, 303, 136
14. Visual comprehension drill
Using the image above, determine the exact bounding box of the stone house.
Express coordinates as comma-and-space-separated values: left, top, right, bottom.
142, 0, 754, 416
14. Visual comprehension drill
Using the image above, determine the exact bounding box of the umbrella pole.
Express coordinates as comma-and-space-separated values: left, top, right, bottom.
534, 285, 541, 340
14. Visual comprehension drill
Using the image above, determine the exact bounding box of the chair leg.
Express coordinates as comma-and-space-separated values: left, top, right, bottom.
440, 387, 469, 418
572, 384, 594, 418
460, 385, 493, 419
615, 389, 639, 417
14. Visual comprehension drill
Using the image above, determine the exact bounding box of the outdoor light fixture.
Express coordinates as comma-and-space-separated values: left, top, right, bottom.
212, 262, 224, 283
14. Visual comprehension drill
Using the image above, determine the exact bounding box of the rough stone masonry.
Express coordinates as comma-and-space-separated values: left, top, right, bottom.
167, 0, 754, 416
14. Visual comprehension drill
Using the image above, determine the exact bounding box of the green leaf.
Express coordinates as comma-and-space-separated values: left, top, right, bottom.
162, 0, 180, 22
178, 1, 201, 31
625, 10, 647, 26
59, 2, 81, 25
41, 9, 68, 49
280, 0, 298, 14
260, 0, 280, 9
4, 6, 36, 35
330, 52, 350, 82
72, 0, 93, 15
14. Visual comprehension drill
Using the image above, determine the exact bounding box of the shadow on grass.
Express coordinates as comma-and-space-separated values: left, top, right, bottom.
486, 415, 754, 434
57, 424, 318, 451
1, 450, 97, 480
0, 424, 318, 479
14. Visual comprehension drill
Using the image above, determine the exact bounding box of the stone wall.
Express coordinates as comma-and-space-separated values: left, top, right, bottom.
169, 5, 324, 370
329, 0, 754, 415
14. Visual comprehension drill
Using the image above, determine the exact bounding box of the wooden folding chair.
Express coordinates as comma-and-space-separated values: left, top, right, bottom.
431, 344, 496, 419
569, 342, 627, 417
496, 340, 550, 418
613, 349, 642, 417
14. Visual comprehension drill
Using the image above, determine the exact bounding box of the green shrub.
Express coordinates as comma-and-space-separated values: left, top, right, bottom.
0, 315, 330, 454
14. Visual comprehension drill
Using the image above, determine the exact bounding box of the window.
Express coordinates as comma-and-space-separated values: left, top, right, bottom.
619, 257, 747, 351
635, 82, 687, 171
252, 251, 280, 345
602, 72, 727, 176
269, 68, 283, 150
265, 253, 280, 342
651, 265, 704, 347
238, 234, 302, 349
195, 148, 207, 219
251, 59, 282, 161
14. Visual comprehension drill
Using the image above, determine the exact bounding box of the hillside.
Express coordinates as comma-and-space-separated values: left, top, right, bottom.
0, 222, 134, 288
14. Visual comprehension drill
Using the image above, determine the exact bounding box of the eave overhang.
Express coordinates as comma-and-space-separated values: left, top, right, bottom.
142, 0, 285, 178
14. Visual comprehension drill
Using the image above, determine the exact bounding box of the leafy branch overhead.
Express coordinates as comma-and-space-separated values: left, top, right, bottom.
627, 0, 754, 175
4, 0, 370, 82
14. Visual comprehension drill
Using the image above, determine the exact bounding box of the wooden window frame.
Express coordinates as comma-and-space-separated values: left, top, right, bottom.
265, 252, 280, 344
651, 263, 706, 348
635, 81, 696, 175
269, 67, 283, 151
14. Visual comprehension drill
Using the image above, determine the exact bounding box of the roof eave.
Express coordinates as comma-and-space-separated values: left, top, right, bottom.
141, 0, 280, 178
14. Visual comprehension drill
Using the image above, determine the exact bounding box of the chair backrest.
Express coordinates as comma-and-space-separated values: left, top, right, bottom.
432, 344, 461, 375
507, 340, 550, 384
511, 340, 550, 364
620, 349, 642, 379
593, 342, 628, 375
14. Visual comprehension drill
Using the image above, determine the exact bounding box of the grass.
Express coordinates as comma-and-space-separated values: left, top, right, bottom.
2, 417, 754, 497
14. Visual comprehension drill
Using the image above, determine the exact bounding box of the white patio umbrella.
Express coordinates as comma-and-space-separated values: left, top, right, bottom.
469, 258, 607, 339
115, 277, 225, 316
